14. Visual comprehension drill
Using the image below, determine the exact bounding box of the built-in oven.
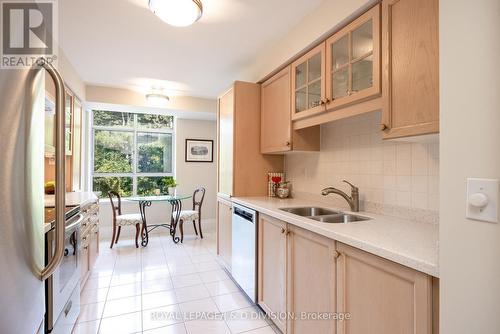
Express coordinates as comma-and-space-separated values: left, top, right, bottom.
45, 206, 83, 334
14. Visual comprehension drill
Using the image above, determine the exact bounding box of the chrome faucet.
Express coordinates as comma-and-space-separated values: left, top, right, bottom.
321, 180, 360, 212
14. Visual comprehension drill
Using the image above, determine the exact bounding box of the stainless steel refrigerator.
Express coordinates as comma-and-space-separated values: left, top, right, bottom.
0, 59, 67, 334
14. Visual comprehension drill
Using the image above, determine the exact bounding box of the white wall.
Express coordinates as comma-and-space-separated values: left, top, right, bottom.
439, 0, 500, 333
286, 112, 439, 213
97, 118, 217, 241
175, 119, 217, 220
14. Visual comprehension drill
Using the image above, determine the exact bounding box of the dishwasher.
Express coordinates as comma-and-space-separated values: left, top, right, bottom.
231, 203, 257, 303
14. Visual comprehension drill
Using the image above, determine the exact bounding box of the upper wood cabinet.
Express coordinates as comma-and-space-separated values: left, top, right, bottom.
72, 98, 83, 191
258, 214, 288, 333
336, 242, 434, 334
218, 87, 234, 196
65, 90, 73, 155
261, 66, 320, 154
381, 0, 439, 139
217, 81, 283, 197
289, 5, 382, 129
291, 44, 326, 120
325, 4, 381, 110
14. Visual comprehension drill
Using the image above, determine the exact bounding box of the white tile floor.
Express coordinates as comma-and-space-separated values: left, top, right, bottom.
72, 232, 279, 334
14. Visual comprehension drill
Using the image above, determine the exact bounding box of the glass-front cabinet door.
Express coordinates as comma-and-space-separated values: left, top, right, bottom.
325, 4, 380, 110
65, 90, 73, 155
291, 43, 326, 120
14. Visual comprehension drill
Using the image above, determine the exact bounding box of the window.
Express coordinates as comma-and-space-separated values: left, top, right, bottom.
91, 110, 174, 198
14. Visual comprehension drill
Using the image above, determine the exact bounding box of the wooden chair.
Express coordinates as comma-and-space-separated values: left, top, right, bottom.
174, 187, 206, 243
108, 191, 142, 248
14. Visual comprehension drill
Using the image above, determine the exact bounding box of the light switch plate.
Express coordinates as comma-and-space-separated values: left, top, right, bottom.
466, 178, 499, 223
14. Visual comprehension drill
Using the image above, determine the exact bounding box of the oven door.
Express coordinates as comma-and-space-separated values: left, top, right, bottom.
46, 213, 83, 332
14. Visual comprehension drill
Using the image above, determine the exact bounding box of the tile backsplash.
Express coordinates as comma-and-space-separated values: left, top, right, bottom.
286, 111, 439, 218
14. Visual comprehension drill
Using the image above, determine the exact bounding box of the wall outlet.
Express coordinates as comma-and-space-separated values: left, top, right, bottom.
466, 178, 499, 223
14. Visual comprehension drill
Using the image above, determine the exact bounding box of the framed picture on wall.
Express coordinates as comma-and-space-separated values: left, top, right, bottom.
185, 139, 214, 162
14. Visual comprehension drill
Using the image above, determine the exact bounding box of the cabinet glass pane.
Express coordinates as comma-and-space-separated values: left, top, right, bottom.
308, 80, 321, 109
65, 93, 72, 154
332, 67, 349, 99
352, 54, 373, 92
308, 53, 322, 82
332, 35, 349, 70
295, 62, 306, 88
295, 87, 307, 113
352, 20, 373, 59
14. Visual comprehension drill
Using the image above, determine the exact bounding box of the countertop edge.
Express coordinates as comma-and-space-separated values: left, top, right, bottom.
231, 196, 439, 278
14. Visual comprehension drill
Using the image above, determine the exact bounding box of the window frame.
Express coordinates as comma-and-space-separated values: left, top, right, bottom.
90, 110, 175, 197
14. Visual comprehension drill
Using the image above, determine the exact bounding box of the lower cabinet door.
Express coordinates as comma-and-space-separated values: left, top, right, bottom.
257, 214, 287, 333
80, 238, 90, 288
89, 225, 99, 270
287, 225, 337, 334
217, 199, 232, 270
336, 242, 433, 334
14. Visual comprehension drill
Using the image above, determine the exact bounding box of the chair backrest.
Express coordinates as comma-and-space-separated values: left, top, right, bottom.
192, 187, 206, 213
108, 191, 122, 221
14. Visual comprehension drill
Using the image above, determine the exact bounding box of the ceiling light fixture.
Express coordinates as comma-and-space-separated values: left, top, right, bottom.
149, 0, 203, 27
146, 88, 170, 106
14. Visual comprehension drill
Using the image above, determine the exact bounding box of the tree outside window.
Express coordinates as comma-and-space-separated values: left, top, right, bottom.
91, 110, 174, 198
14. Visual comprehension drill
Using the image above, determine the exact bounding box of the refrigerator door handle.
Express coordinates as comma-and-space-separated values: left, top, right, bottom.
39, 58, 66, 281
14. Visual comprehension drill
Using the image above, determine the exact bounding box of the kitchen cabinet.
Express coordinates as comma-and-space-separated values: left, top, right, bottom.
258, 215, 436, 334
80, 201, 100, 289
290, 5, 383, 130
65, 90, 73, 155
336, 242, 433, 334
291, 44, 326, 121
89, 220, 99, 270
287, 224, 337, 334
381, 0, 439, 139
325, 5, 381, 110
217, 81, 283, 197
257, 215, 287, 333
217, 198, 232, 270
71, 98, 82, 191
261, 66, 320, 154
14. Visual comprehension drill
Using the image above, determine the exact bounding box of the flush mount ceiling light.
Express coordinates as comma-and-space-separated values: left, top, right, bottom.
149, 0, 203, 27
146, 88, 170, 106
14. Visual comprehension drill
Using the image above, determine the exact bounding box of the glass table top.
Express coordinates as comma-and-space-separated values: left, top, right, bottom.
126, 194, 192, 202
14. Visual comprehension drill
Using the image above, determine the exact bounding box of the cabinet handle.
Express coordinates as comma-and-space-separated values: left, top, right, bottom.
333, 250, 340, 259
84, 246, 88, 250
280, 227, 286, 234
82, 236, 87, 241
380, 123, 389, 131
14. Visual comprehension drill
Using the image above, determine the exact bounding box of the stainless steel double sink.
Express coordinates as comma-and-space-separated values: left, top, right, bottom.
279, 207, 370, 224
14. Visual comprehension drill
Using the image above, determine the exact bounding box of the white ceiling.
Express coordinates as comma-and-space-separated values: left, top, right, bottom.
59, 0, 324, 99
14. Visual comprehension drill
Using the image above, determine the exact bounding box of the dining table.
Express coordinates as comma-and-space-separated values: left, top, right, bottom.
126, 194, 192, 246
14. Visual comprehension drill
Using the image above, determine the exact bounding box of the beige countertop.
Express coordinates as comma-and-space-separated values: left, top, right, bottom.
231, 196, 439, 277
44, 192, 99, 233
44, 191, 98, 208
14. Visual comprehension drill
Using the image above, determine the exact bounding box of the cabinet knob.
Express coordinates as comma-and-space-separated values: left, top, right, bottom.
285, 141, 291, 147
280, 227, 286, 234
333, 250, 340, 259
380, 123, 389, 131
